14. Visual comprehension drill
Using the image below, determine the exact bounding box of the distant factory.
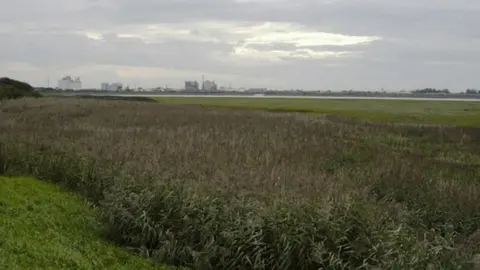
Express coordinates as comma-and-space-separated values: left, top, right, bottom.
52, 75, 252, 92
57, 76, 82, 90
202, 80, 218, 91
185, 80, 200, 91
184, 76, 218, 92
101, 82, 123, 91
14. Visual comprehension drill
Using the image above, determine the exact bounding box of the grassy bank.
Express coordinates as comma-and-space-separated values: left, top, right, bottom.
1, 97, 480, 269
0, 176, 173, 270
155, 96, 480, 127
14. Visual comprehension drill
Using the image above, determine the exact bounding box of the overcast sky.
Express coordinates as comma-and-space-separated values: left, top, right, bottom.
1, 0, 479, 91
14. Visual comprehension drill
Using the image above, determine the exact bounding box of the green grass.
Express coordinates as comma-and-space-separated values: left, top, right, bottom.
0, 176, 174, 270
154, 97, 480, 127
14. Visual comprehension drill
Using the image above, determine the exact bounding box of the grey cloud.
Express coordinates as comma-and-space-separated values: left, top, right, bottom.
0, 31, 232, 71
106, 0, 480, 38
1, 0, 480, 91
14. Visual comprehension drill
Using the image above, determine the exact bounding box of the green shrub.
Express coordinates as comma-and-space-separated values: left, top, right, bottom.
0, 77, 41, 100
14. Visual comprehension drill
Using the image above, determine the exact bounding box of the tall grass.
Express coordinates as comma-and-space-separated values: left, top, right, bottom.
1, 97, 480, 269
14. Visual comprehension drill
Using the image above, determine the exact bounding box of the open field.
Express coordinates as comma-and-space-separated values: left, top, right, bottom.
155, 96, 480, 127
1, 97, 480, 269
0, 176, 173, 270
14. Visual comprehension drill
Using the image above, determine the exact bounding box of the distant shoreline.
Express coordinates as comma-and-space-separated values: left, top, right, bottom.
41, 91, 480, 101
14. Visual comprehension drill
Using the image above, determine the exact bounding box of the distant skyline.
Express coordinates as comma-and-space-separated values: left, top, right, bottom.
1, 0, 480, 92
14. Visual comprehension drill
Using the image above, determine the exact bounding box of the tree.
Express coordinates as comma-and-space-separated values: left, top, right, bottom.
466, 89, 478, 94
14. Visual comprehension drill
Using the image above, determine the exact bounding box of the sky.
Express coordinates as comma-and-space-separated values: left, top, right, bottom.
1, 0, 479, 91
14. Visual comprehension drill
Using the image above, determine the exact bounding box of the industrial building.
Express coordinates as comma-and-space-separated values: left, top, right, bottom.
185, 81, 199, 91
202, 80, 218, 92
57, 76, 82, 90
101, 82, 123, 91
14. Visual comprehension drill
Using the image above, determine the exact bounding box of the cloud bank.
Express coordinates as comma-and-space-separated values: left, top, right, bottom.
1, 0, 479, 91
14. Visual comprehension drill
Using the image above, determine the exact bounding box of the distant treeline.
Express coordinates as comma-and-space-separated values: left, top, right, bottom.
411, 88, 450, 94
466, 89, 480, 94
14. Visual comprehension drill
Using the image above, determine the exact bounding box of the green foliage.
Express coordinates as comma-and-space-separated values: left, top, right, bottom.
412, 88, 450, 94
0, 77, 41, 100
1, 98, 480, 269
0, 176, 175, 270
466, 89, 479, 94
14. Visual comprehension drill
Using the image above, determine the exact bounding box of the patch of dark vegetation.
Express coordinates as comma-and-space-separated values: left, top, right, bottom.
264, 108, 315, 113
0, 77, 42, 100
1, 97, 480, 269
0, 149, 4, 174
75, 95, 157, 102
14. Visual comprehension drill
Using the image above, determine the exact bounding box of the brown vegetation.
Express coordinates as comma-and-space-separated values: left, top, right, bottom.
1, 97, 480, 269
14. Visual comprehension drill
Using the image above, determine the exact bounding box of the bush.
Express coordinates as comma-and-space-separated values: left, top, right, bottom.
0, 77, 41, 100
